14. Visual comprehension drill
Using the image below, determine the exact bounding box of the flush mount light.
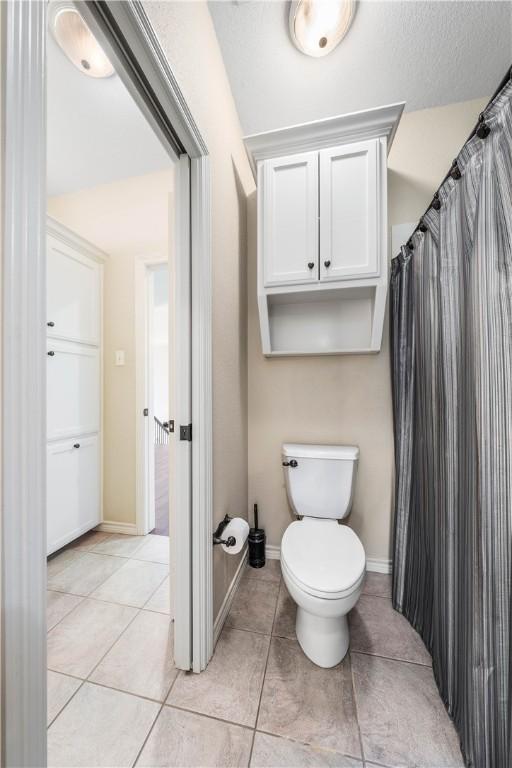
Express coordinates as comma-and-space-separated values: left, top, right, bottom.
49, 2, 115, 78
289, 0, 356, 57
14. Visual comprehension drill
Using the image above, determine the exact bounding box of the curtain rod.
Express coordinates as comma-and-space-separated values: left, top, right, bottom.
406, 64, 512, 247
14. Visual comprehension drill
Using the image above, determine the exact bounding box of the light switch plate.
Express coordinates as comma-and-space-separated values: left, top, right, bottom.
115, 350, 125, 366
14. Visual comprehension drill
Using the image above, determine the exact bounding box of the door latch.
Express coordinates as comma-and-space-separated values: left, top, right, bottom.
180, 424, 192, 441
143, 408, 149, 417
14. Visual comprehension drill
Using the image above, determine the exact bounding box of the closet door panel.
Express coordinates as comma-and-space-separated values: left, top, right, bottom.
319, 139, 379, 281
47, 435, 100, 555
262, 151, 319, 286
47, 341, 100, 440
47, 235, 100, 344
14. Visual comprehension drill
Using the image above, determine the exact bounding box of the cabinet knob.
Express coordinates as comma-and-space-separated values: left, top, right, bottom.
307, 262, 315, 270
47, 321, 55, 327
47, 350, 55, 356
73, 443, 80, 449
324, 260, 331, 268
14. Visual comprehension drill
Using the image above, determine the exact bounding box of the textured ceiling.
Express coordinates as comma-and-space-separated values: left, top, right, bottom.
209, 0, 512, 135
47, 28, 171, 197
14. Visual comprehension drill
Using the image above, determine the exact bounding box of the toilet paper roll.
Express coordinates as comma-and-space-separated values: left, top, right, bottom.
221, 517, 250, 554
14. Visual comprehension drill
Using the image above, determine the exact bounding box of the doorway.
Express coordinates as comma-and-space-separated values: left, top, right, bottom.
1, 2, 213, 764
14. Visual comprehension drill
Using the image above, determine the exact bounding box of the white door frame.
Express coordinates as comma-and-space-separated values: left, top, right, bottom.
1, 2, 213, 765
135, 256, 168, 537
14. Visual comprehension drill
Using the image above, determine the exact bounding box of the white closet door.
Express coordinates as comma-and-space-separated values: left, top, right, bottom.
47, 340, 100, 441
47, 234, 100, 344
47, 435, 100, 555
262, 151, 319, 286
319, 139, 379, 281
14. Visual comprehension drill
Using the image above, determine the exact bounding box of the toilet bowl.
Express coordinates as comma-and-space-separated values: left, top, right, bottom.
281, 443, 365, 668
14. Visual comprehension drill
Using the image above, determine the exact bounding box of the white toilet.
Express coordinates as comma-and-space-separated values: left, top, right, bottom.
280, 443, 365, 668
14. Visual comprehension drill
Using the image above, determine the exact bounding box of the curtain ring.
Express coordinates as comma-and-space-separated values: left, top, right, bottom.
477, 113, 491, 139
450, 160, 461, 180
432, 192, 441, 211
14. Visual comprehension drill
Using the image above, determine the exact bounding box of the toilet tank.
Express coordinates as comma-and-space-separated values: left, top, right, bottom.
282, 443, 359, 520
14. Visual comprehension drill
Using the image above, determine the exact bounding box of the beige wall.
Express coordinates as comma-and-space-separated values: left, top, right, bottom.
48, 168, 174, 526
247, 97, 487, 564
144, 2, 255, 619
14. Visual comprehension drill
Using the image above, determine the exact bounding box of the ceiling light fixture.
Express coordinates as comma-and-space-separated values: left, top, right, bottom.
49, 2, 115, 79
289, 0, 356, 58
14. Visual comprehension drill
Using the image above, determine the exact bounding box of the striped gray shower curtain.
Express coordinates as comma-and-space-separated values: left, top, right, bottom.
390, 83, 512, 768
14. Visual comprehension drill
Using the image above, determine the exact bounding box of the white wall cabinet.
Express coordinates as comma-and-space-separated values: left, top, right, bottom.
262, 151, 318, 286
319, 140, 379, 281
46, 218, 107, 555
245, 103, 404, 356
47, 237, 100, 344
47, 436, 101, 554
47, 341, 100, 441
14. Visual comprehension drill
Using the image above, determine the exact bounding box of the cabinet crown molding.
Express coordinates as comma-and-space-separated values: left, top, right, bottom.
47, 215, 109, 264
244, 102, 405, 180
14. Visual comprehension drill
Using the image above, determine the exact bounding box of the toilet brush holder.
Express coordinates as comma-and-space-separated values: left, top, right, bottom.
248, 503, 266, 568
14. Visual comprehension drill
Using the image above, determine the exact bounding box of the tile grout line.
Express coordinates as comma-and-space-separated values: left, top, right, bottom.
247, 573, 283, 767
348, 650, 367, 766
350, 649, 432, 669
46, 595, 86, 634
131, 660, 182, 767
253, 726, 364, 763
163, 701, 256, 732
47, 677, 88, 730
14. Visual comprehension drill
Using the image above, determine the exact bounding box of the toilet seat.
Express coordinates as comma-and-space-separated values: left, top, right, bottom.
281, 518, 365, 600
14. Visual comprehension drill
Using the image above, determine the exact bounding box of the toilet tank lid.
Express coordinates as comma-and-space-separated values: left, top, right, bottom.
282, 443, 359, 461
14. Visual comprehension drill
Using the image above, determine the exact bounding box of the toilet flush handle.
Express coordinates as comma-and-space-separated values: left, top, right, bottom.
282, 460, 298, 468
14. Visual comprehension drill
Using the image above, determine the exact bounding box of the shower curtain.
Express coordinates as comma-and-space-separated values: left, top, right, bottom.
390, 82, 512, 768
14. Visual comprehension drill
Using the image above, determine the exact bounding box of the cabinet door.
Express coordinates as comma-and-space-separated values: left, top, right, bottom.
47, 341, 100, 441
47, 234, 100, 344
262, 151, 318, 286
47, 435, 100, 555
319, 140, 379, 281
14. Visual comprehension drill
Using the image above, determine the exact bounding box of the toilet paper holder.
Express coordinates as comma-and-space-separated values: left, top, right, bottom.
213, 514, 236, 547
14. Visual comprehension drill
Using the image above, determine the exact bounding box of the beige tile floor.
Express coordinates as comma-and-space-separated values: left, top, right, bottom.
47, 540, 464, 768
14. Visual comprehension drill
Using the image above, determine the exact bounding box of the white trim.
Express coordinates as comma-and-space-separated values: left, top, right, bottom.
366, 558, 392, 574
96, 521, 139, 536
265, 545, 281, 560
213, 548, 248, 647
1, 2, 47, 765
244, 101, 404, 178
191, 155, 213, 671
171, 155, 193, 669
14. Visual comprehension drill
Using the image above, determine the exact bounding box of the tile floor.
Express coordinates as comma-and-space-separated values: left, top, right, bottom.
47, 540, 464, 768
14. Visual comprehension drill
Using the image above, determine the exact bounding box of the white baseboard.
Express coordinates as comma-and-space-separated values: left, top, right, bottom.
213, 547, 248, 646
265, 545, 281, 560
96, 521, 138, 536
266, 545, 392, 575
366, 558, 392, 574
